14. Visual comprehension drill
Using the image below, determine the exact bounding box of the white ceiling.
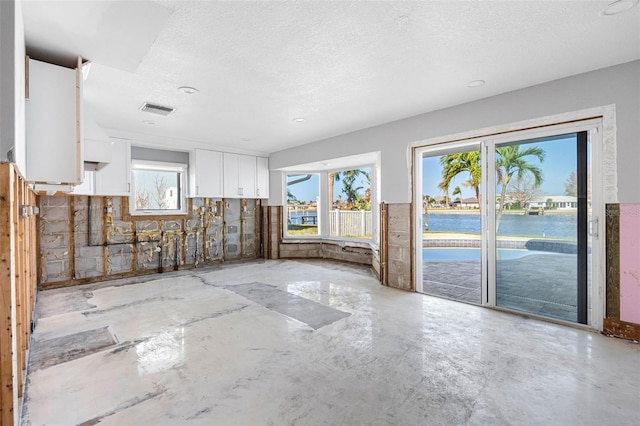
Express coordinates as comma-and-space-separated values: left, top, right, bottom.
21, 0, 640, 156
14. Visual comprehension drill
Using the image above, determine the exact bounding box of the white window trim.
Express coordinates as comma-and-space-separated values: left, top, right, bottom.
130, 160, 188, 216
284, 172, 322, 239
413, 110, 614, 331
283, 165, 377, 243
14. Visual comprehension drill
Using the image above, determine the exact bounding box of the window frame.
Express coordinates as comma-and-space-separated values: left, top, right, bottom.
129, 159, 188, 216
283, 163, 377, 243
284, 172, 322, 238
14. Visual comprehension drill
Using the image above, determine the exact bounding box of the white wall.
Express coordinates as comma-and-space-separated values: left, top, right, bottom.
270, 60, 640, 204
0, 0, 26, 173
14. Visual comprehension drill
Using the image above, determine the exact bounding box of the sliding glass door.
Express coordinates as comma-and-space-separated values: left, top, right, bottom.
416, 122, 600, 326
492, 132, 589, 323
420, 144, 484, 304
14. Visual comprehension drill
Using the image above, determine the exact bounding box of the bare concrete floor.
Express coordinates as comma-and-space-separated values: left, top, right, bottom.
22, 260, 639, 425
424, 253, 579, 322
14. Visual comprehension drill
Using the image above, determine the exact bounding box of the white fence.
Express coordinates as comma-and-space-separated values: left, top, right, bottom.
329, 209, 372, 237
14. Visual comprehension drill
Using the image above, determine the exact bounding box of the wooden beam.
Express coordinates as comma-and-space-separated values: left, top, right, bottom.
605, 204, 620, 319
603, 318, 640, 341
0, 164, 16, 425
69, 196, 75, 280
13, 171, 24, 398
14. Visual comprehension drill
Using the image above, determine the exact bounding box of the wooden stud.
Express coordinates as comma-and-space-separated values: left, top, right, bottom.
603, 318, 640, 341
380, 202, 388, 285
0, 164, 16, 425
605, 204, 620, 320
69, 196, 75, 280
14, 171, 24, 398
9, 165, 39, 410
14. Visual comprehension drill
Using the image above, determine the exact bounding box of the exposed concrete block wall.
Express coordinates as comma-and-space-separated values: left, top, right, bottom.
38, 196, 261, 288
39, 195, 73, 283
385, 203, 412, 291
263, 206, 374, 267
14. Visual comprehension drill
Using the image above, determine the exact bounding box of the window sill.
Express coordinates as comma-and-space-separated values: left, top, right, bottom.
282, 237, 377, 251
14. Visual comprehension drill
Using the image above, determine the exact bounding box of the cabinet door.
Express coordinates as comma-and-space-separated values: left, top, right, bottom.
238, 154, 256, 198
256, 157, 269, 199
95, 140, 130, 195
193, 149, 223, 198
26, 59, 82, 184
223, 153, 240, 197
70, 170, 95, 195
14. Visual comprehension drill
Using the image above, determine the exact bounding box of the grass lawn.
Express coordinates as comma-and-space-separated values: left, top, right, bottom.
287, 225, 319, 236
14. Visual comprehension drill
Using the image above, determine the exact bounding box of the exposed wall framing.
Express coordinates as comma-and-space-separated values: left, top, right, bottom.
604, 203, 640, 340
0, 164, 38, 425
39, 196, 260, 289
379, 202, 388, 284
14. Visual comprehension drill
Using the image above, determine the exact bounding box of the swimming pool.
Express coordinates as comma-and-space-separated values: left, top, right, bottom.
422, 248, 554, 261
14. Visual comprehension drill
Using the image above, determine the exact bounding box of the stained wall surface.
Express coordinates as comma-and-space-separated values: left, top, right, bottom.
619, 203, 640, 324
39, 196, 261, 287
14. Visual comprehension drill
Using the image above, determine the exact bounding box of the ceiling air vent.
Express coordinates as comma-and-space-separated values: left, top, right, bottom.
139, 102, 175, 116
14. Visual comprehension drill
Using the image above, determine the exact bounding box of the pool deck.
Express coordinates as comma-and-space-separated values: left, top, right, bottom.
423, 232, 547, 243
423, 252, 580, 323
423, 233, 578, 253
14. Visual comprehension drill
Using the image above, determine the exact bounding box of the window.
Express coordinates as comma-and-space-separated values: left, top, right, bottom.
283, 163, 376, 241
329, 168, 372, 238
286, 173, 320, 236
130, 160, 187, 216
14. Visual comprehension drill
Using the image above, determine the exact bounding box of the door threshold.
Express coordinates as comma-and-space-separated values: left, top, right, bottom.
420, 291, 601, 333
488, 305, 601, 333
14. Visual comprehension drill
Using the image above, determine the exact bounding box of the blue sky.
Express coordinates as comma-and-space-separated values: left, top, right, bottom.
423, 135, 579, 199
287, 173, 320, 202
286, 135, 582, 202
287, 169, 371, 203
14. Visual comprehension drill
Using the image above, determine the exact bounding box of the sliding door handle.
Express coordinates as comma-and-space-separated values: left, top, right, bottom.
588, 217, 598, 238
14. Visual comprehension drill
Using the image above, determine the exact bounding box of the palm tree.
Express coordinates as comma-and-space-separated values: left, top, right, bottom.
452, 186, 462, 203
341, 169, 368, 208
495, 145, 545, 229
328, 171, 342, 209
329, 169, 369, 210
439, 151, 482, 211
286, 188, 297, 203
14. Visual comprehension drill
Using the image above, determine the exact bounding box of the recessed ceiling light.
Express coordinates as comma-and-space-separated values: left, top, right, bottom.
178, 86, 199, 94
293, 117, 306, 123
241, 138, 252, 142
601, 0, 638, 15
467, 80, 485, 88
142, 120, 156, 125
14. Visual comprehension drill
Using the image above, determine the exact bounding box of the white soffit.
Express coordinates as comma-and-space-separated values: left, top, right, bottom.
21, 1, 640, 154
277, 152, 380, 172
22, 0, 171, 71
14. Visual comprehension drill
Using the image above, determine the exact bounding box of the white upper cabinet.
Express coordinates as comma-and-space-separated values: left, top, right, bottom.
224, 153, 256, 198
256, 157, 269, 199
190, 149, 223, 198
70, 170, 95, 195
95, 140, 130, 196
25, 58, 83, 184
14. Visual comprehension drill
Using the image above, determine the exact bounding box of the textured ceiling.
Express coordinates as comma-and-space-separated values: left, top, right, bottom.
21, 0, 640, 155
